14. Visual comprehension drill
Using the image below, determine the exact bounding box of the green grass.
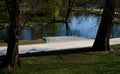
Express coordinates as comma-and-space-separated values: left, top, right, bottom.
1, 45, 120, 74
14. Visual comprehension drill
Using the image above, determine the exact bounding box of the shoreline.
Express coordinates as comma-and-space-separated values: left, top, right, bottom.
0, 39, 46, 47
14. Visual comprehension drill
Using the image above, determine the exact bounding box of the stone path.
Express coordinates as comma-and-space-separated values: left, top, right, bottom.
0, 36, 120, 56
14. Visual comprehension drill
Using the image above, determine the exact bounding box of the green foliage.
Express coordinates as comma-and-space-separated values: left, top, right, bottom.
19, 0, 62, 22
0, 1, 9, 22
0, 0, 119, 26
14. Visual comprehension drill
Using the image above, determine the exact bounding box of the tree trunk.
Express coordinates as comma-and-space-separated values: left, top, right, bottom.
65, 0, 74, 35
2, 0, 20, 70
92, 0, 116, 51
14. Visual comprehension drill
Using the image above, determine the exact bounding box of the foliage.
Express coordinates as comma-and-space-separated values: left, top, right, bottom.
20, 0, 62, 22
1, 0, 119, 25
0, 1, 9, 22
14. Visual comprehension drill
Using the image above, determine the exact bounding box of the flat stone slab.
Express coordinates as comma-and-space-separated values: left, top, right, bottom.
44, 36, 90, 43
0, 36, 120, 56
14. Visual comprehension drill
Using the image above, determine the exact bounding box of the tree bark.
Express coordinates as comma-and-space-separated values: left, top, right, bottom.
1, 0, 20, 70
92, 0, 116, 51
65, 0, 74, 35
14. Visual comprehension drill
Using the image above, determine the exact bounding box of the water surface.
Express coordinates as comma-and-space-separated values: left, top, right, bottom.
0, 15, 120, 40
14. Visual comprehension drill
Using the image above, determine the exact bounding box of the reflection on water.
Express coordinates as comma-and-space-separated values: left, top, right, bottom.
69, 15, 101, 38
21, 27, 32, 40
0, 15, 120, 40
21, 26, 42, 40
111, 24, 120, 37
0, 29, 7, 40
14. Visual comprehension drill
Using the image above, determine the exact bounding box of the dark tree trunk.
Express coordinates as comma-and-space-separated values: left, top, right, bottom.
1, 0, 20, 70
92, 0, 116, 51
65, 0, 74, 35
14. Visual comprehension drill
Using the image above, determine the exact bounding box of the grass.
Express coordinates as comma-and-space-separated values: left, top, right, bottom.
0, 45, 120, 74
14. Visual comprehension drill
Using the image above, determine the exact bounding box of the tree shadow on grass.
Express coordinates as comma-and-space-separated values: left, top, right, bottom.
0, 47, 92, 68
0, 56, 6, 69
19, 47, 92, 57
0, 47, 92, 59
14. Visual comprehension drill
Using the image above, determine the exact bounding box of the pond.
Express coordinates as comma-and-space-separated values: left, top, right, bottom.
0, 15, 120, 40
